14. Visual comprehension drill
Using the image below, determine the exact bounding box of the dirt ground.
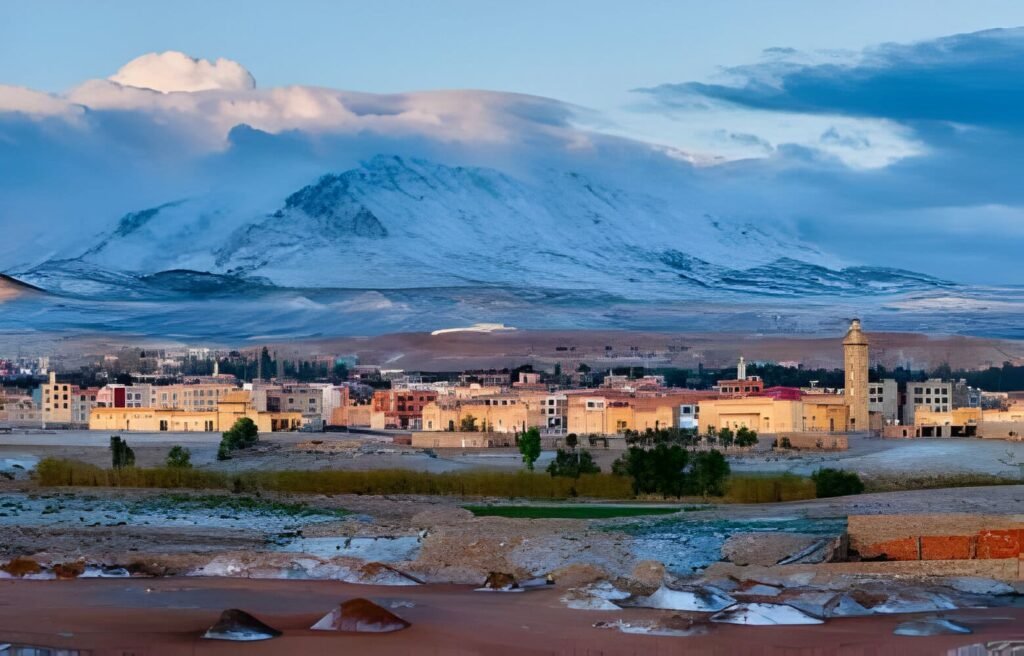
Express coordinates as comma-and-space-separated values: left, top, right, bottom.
4, 429, 1024, 478
1, 577, 1021, 655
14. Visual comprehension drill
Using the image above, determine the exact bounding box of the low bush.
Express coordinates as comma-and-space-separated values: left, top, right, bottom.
811, 468, 865, 498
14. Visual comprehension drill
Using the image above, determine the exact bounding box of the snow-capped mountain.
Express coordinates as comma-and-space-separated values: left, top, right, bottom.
19, 155, 946, 300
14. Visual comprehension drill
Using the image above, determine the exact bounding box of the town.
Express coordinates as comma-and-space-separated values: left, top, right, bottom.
2, 321, 1022, 447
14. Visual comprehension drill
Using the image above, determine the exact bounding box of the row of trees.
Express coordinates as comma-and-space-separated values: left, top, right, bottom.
622, 426, 759, 448
611, 445, 730, 498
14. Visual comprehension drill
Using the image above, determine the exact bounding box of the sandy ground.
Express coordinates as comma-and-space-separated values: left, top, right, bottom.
3, 430, 1024, 478
11, 328, 1024, 371
0, 577, 1021, 655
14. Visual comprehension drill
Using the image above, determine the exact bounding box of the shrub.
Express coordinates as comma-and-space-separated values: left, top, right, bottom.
165, 445, 192, 469
459, 415, 478, 432
811, 468, 865, 498
518, 427, 542, 470
218, 417, 259, 460
688, 450, 730, 497
735, 426, 758, 448
109, 436, 135, 469
547, 449, 600, 478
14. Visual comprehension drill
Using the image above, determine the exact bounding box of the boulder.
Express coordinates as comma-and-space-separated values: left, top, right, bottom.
357, 562, 424, 586
547, 563, 608, 588
203, 609, 281, 641
943, 577, 1016, 596
52, 561, 86, 579
628, 560, 666, 588
311, 598, 411, 633
478, 572, 519, 591
721, 533, 834, 567
1, 557, 42, 577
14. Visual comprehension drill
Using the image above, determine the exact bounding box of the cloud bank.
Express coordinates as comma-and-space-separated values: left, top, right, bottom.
1, 35, 1024, 284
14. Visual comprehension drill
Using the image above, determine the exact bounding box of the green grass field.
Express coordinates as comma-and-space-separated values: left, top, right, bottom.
462, 504, 697, 519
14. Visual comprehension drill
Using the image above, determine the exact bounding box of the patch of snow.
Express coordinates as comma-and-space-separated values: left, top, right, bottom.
632, 585, 735, 612
711, 603, 824, 626
893, 617, 972, 636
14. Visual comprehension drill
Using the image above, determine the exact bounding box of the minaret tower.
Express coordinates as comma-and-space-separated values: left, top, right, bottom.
737, 356, 747, 381
843, 319, 869, 431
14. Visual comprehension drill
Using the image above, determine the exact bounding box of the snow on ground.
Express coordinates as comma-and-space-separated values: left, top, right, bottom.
610, 515, 846, 575
273, 536, 421, 562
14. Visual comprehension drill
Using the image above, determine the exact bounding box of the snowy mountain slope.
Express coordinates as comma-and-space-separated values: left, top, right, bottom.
17, 155, 950, 302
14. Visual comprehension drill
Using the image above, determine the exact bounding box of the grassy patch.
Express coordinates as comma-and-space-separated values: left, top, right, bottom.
34, 458, 635, 500
723, 473, 817, 503
463, 504, 686, 519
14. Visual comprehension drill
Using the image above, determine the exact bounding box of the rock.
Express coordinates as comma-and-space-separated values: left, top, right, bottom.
561, 581, 630, 610
548, 563, 608, 588
203, 609, 282, 641
873, 591, 958, 614
893, 617, 972, 636
1, 557, 42, 577
735, 582, 782, 597
595, 616, 711, 637
311, 598, 411, 633
478, 571, 519, 592
126, 561, 169, 577
631, 585, 735, 612
357, 562, 424, 586
628, 560, 665, 588
711, 603, 824, 626
944, 577, 1016, 596
824, 594, 873, 617
52, 561, 86, 579
721, 533, 830, 567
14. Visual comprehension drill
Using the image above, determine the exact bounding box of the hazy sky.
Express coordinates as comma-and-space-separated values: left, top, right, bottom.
3, 1, 1024, 283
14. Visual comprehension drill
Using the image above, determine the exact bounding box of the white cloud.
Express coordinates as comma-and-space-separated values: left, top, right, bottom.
0, 85, 82, 119
109, 51, 256, 93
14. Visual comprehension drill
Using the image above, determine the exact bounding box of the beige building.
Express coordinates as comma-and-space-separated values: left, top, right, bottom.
698, 395, 850, 435
843, 319, 869, 431
40, 372, 73, 426
150, 383, 238, 412
89, 390, 302, 433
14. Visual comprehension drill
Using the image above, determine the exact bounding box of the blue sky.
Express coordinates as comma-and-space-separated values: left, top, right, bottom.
4, 0, 1024, 107
2, 1, 1024, 283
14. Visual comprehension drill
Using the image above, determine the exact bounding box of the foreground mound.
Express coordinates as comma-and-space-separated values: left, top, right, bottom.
203, 609, 282, 641
311, 598, 411, 633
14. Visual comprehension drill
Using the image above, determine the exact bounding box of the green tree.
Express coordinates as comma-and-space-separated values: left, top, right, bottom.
459, 414, 478, 432
688, 450, 730, 498
735, 426, 758, 448
518, 426, 542, 471
565, 433, 578, 449
217, 417, 260, 460
165, 445, 192, 469
109, 436, 135, 469
612, 444, 690, 498
546, 449, 600, 478
717, 427, 735, 447
811, 468, 865, 498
